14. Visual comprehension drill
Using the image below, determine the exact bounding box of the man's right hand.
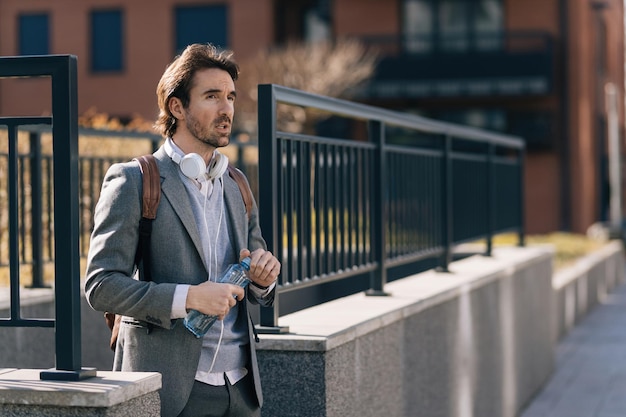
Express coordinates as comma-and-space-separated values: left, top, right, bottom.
185, 281, 245, 320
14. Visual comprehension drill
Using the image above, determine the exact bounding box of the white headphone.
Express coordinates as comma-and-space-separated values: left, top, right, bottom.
164, 139, 228, 181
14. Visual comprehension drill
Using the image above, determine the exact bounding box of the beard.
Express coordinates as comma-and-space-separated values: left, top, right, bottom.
184, 111, 231, 148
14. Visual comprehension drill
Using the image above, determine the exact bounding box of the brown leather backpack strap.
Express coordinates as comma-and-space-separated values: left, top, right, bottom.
227, 164, 253, 220
131, 154, 161, 283
133, 155, 161, 220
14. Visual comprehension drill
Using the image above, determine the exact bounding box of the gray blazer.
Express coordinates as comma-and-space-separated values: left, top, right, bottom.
85, 147, 274, 417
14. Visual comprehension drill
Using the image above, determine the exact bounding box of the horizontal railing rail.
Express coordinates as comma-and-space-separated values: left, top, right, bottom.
257, 84, 525, 330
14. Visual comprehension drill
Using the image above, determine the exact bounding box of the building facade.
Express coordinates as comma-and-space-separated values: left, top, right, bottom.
0, 0, 624, 234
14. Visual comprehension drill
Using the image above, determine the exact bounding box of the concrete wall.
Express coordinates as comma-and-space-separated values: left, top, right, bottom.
0, 289, 114, 371
257, 246, 557, 417
0, 242, 623, 416
552, 240, 625, 342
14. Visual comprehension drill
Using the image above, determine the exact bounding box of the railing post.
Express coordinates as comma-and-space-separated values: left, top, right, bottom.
485, 142, 495, 256
257, 84, 289, 333
438, 135, 453, 272
366, 120, 389, 296
29, 131, 45, 288
518, 146, 526, 247
40, 55, 96, 381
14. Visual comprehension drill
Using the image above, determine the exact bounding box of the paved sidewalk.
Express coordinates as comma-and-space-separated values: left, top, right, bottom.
520, 281, 626, 417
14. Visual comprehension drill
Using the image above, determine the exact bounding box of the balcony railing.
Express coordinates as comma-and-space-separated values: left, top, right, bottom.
358, 31, 554, 98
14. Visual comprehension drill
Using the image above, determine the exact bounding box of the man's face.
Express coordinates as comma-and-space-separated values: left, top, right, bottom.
182, 67, 236, 149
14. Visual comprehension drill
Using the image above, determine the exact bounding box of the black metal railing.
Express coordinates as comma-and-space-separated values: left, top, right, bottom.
0, 55, 95, 380
257, 84, 525, 329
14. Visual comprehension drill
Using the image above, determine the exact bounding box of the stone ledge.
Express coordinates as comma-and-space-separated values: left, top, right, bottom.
552, 239, 623, 289
258, 245, 553, 352
0, 369, 161, 408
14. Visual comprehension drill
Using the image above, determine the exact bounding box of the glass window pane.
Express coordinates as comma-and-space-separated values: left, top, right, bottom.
91, 10, 124, 72
403, 0, 433, 53
475, 0, 503, 50
175, 5, 228, 54
476, 0, 502, 32
19, 14, 49, 55
440, 0, 468, 51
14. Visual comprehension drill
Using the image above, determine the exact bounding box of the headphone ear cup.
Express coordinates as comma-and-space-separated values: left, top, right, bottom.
179, 153, 206, 180
206, 151, 229, 181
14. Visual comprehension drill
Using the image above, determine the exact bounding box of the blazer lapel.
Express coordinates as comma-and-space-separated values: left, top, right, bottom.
154, 148, 207, 266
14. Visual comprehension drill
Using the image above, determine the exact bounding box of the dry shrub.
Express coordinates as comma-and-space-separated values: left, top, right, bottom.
235, 38, 378, 135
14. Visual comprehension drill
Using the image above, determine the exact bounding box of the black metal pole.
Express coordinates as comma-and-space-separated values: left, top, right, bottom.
366, 120, 389, 296
257, 85, 288, 333
29, 131, 45, 288
486, 142, 495, 256
40, 55, 96, 381
438, 135, 453, 272
518, 147, 526, 247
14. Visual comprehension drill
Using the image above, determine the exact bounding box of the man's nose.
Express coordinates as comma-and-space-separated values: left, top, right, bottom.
219, 98, 234, 116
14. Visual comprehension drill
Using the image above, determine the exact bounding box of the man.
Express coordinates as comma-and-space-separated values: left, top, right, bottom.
85, 43, 280, 417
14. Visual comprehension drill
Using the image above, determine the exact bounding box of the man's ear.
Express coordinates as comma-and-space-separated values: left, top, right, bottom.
168, 97, 184, 120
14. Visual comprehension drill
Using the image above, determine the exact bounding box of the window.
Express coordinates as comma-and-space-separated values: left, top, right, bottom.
19, 13, 49, 55
175, 5, 228, 54
403, 0, 503, 53
91, 10, 124, 72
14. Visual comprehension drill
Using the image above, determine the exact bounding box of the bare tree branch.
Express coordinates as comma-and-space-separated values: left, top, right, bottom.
235, 39, 378, 136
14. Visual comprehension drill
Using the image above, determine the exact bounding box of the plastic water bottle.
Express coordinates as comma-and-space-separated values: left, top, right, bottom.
183, 257, 251, 338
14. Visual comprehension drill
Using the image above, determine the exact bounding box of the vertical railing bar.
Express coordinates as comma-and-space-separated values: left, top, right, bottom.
424, 154, 429, 252
46, 156, 53, 260
290, 141, 297, 281
331, 145, 338, 272
387, 152, 395, 259
410, 153, 416, 252
346, 148, 358, 267
278, 139, 286, 283
285, 140, 293, 285
301, 141, 310, 282
433, 155, 439, 249
339, 147, 346, 270
30, 131, 45, 288
334, 147, 340, 270
295, 141, 302, 282
8, 125, 22, 321
315, 143, 323, 277
323, 144, 331, 274
398, 153, 405, 256
364, 148, 371, 265
19, 151, 27, 264
356, 148, 363, 265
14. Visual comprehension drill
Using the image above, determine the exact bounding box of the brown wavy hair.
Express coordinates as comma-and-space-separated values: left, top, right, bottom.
154, 43, 239, 138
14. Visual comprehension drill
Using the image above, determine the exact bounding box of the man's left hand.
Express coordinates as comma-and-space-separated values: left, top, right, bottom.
240, 248, 280, 289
